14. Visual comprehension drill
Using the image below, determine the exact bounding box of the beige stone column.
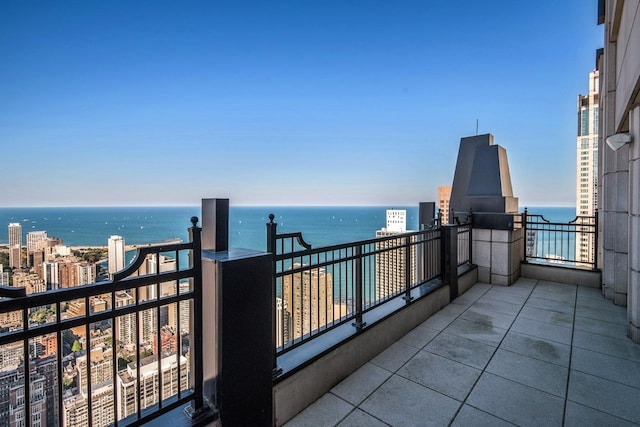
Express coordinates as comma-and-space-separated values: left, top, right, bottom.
472, 227, 523, 286
628, 106, 640, 342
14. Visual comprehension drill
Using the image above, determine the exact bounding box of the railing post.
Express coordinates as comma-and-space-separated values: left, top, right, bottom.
185, 216, 215, 421
594, 208, 599, 270
440, 225, 459, 301
266, 214, 283, 378
352, 245, 366, 331
403, 236, 413, 303
201, 200, 273, 425
468, 210, 473, 265
522, 207, 528, 262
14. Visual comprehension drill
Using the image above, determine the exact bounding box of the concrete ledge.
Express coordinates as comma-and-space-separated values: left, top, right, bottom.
521, 263, 601, 288
274, 285, 450, 426
458, 264, 478, 295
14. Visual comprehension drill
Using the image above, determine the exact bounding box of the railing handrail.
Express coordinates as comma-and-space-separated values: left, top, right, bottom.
523, 208, 598, 270
268, 214, 444, 357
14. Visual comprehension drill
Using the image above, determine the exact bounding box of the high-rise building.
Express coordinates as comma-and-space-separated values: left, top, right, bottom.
12, 272, 46, 295
438, 186, 452, 225
116, 354, 188, 420
282, 266, 333, 342
107, 235, 125, 278
375, 210, 416, 299
576, 69, 599, 264
275, 297, 291, 348
8, 223, 22, 270
115, 291, 136, 346
0, 264, 8, 287
26, 231, 47, 268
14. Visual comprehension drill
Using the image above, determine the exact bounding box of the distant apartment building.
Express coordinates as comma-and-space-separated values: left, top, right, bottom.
62, 348, 115, 427
62, 384, 113, 427
42, 259, 96, 290
26, 231, 47, 268
0, 265, 8, 287
282, 265, 333, 342
438, 186, 452, 225
0, 357, 57, 427
12, 272, 46, 295
8, 223, 22, 270
115, 291, 136, 346
375, 210, 416, 299
576, 69, 599, 264
116, 354, 188, 421
108, 235, 125, 278
275, 297, 292, 348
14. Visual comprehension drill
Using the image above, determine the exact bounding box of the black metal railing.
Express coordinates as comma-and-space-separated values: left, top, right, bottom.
523, 208, 599, 270
267, 214, 442, 356
0, 218, 208, 427
457, 222, 473, 267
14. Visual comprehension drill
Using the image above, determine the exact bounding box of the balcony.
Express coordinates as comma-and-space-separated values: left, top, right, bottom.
0, 201, 636, 426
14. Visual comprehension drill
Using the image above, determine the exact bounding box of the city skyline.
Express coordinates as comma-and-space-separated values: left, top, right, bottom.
1, 1, 602, 207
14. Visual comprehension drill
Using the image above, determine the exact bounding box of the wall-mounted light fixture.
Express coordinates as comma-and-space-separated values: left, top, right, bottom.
605, 133, 632, 151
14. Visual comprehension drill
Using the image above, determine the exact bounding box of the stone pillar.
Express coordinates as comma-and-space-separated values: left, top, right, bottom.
602, 129, 630, 306
200, 198, 275, 425
628, 106, 640, 341
472, 227, 524, 286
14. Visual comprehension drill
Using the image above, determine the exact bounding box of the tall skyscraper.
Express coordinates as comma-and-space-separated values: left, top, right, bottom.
438, 186, 452, 225
8, 223, 22, 270
26, 231, 47, 268
576, 69, 599, 264
282, 266, 333, 342
116, 354, 188, 420
107, 235, 125, 278
375, 210, 416, 299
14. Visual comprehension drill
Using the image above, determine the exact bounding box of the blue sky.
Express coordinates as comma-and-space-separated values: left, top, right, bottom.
0, 1, 602, 207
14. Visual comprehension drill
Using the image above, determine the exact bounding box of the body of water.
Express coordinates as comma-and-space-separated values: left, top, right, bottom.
0, 206, 577, 250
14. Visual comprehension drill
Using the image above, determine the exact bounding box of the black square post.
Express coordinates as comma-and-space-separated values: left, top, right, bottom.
441, 225, 459, 301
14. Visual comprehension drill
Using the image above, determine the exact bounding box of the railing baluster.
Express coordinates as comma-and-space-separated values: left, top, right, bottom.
353, 245, 365, 331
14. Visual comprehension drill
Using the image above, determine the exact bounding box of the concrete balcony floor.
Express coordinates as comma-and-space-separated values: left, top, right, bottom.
284, 278, 640, 426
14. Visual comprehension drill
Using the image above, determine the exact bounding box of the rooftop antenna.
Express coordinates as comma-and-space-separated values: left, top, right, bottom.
476, 119, 479, 135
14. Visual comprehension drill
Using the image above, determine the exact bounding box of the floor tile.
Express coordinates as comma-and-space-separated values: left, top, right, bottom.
483, 287, 530, 305
466, 373, 564, 427
284, 393, 353, 427
470, 297, 522, 316
564, 401, 637, 427
359, 375, 460, 427
425, 332, 497, 369
517, 305, 574, 327
443, 317, 507, 346
397, 350, 481, 401
336, 409, 389, 427
486, 349, 568, 397
460, 307, 516, 330
574, 315, 627, 339
575, 305, 627, 325
529, 288, 576, 305
370, 341, 419, 372
511, 316, 573, 345
500, 331, 571, 367
525, 296, 575, 315
568, 370, 640, 424
451, 404, 516, 427
420, 303, 466, 331
397, 324, 440, 349
330, 362, 392, 406
572, 329, 640, 363
571, 347, 640, 389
